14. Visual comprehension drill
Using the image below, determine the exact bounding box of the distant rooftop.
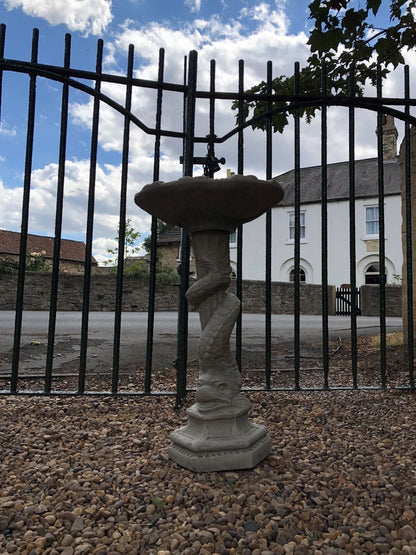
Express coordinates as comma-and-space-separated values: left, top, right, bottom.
0, 230, 97, 263
275, 156, 400, 206
157, 227, 182, 244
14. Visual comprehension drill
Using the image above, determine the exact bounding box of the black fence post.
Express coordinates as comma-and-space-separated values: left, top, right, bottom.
175, 50, 197, 406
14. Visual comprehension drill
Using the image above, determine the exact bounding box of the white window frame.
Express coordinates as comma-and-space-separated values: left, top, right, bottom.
365, 205, 379, 238
288, 211, 306, 243
289, 267, 307, 283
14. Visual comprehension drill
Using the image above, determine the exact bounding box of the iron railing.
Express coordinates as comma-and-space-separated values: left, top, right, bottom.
0, 24, 415, 398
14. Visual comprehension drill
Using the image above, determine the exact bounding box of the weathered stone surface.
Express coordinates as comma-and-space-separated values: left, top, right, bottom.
136, 177, 279, 471
135, 174, 284, 234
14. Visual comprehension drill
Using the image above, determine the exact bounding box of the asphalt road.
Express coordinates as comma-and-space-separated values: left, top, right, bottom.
0, 311, 403, 374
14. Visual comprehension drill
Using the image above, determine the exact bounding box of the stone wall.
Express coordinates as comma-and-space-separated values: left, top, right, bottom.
0, 273, 179, 311
232, 281, 336, 315
0, 273, 335, 315
0, 273, 402, 316
360, 284, 402, 317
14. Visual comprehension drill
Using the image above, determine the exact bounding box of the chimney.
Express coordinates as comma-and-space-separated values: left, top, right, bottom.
377, 114, 398, 161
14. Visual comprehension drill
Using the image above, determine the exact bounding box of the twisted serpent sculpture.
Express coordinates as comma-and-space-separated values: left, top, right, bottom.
186, 230, 251, 414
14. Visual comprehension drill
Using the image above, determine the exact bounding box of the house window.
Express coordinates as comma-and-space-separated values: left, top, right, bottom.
366, 205, 379, 236
365, 263, 386, 284
289, 212, 305, 240
289, 268, 306, 282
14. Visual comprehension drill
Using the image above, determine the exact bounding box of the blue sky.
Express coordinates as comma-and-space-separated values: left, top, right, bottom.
0, 0, 414, 263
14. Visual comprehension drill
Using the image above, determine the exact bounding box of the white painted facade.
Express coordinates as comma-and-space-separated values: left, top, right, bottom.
230, 193, 402, 288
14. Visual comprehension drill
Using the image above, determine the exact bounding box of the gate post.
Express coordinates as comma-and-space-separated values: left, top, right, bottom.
327, 285, 336, 316
400, 125, 416, 353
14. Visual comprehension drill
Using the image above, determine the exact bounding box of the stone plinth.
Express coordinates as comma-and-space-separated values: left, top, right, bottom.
169, 403, 271, 472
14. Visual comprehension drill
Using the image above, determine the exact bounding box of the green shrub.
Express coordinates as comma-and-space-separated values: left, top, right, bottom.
122, 261, 178, 285
25, 252, 49, 272
123, 260, 149, 280
155, 264, 178, 285
0, 257, 19, 273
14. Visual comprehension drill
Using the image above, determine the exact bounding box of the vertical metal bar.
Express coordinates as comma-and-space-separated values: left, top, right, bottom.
78, 39, 103, 393
145, 210, 157, 392
45, 33, 71, 393
348, 66, 358, 389
11, 28, 39, 393
265, 60, 273, 389
293, 61, 301, 390
321, 63, 329, 389
175, 50, 197, 404
111, 44, 134, 394
144, 48, 165, 394
209, 59, 215, 138
183, 53, 197, 179
236, 59, 244, 372
404, 65, 414, 388
376, 66, 387, 388
0, 24, 5, 121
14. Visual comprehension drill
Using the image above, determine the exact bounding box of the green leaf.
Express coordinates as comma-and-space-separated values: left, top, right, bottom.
402, 25, 416, 51
375, 36, 391, 56
342, 8, 368, 33
367, 0, 382, 16
309, 28, 344, 53
390, 0, 409, 19
232, 0, 413, 134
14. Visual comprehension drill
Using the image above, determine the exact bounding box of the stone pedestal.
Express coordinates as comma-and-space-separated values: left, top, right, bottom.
135, 175, 284, 472
169, 402, 271, 472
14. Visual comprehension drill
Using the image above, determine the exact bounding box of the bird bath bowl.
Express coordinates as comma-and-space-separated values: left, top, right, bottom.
135, 174, 284, 471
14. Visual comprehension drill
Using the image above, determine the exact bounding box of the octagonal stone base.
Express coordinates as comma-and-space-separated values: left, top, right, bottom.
169, 403, 271, 472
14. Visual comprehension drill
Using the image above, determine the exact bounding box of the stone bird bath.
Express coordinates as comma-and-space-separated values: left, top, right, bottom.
135, 174, 284, 471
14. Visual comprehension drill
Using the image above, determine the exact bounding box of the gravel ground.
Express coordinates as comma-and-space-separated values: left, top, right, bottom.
1, 389, 416, 555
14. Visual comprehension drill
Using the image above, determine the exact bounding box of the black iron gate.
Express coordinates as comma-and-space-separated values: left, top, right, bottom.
336, 287, 361, 316
0, 24, 415, 397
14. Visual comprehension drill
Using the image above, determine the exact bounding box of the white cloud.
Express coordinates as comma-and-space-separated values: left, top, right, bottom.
239, 2, 289, 34
61, 7, 416, 191
97, 11, 312, 179
4, 0, 113, 35
0, 121, 17, 137
0, 157, 155, 259
185, 0, 202, 13
0, 179, 23, 230
92, 236, 117, 265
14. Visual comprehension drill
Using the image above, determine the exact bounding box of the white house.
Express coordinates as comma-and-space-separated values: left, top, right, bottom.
230, 117, 403, 288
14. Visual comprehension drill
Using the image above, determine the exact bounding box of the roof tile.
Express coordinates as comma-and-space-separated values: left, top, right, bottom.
0, 230, 97, 263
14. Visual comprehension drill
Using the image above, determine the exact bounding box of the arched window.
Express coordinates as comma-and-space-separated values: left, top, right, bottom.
365, 263, 386, 284
280, 258, 313, 283
289, 268, 306, 282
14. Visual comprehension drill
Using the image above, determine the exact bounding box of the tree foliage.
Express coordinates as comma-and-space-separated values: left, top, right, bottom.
104, 219, 178, 284
105, 218, 141, 266
238, 0, 416, 133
